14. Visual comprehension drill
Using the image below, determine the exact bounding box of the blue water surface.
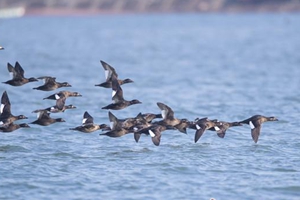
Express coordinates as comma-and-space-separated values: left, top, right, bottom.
0, 13, 299, 200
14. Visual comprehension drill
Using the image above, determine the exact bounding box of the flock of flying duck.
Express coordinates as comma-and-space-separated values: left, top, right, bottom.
0, 47, 278, 145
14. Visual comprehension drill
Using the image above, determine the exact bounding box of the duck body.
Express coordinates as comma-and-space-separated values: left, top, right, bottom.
70, 111, 109, 133
95, 60, 133, 88
33, 76, 71, 91
208, 121, 243, 138
43, 91, 82, 100
0, 123, 30, 132
30, 110, 65, 126
0, 91, 28, 126
102, 74, 141, 110
2, 62, 38, 86
239, 115, 278, 143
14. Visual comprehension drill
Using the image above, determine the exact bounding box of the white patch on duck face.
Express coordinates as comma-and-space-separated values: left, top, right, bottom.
50, 107, 56, 112
82, 118, 87, 124
149, 130, 155, 137
196, 124, 201, 130
55, 94, 60, 99
249, 121, 255, 129
0, 104, 4, 114
214, 126, 220, 131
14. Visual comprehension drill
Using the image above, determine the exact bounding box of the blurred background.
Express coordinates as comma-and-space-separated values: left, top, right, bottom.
1, 0, 300, 17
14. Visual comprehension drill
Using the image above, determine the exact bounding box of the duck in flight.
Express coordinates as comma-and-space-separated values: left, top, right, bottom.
102, 75, 141, 110
0, 123, 30, 132
70, 111, 109, 133
239, 115, 278, 143
33, 76, 71, 91
30, 110, 65, 126
95, 60, 133, 88
43, 91, 82, 100
0, 91, 27, 127
32, 94, 76, 113
2, 62, 38, 86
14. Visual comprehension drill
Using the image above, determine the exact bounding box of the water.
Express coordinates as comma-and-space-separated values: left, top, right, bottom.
0, 13, 300, 200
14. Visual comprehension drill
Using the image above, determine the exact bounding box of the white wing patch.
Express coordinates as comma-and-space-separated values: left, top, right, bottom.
196, 124, 201, 130
0, 121, 3, 125
55, 94, 60, 99
112, 90, 117, 98
110, 121, 114, 130
104, 70, 109, 79
9, 72, 13, 79
0, 104, 4, 114
249, 121, 255, 129
161, 110, 167, 119
214, 126, 220, 131
37, 112, 41, 118
82, 118, 87, 124
149, 130, 155, 137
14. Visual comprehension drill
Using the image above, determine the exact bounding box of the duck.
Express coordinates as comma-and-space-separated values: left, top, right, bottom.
155, 102, 187, 129
95, 60, 133, 88
70, 111, 109, 133
140, 113, 162, 123
0, 123, 30, 132
134, 124, 175, 146
174, 118, 191, 134
0, 91, 27, 126
43, 91, 82, 100
102, 75, 141, 110
2, 62, 38, 86
239, 115, 278, 143
189, 117, 222, 143
33, 76, 71, 91
208, 121, 243, 138
30, 110, 65, 126
99, 111, 131, 137
32, 94, 76, 113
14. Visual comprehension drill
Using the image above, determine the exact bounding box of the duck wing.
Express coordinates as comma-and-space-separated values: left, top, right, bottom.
251, 122, 262, 143
194, 123, 207, 143
100, 60, 118, 81
14, 62, 25, 78
111, 75, 124, 103
55, 96, 66, 110
82, 111, 94, 125
7, 63, 18, 79
157, 102, 175, 120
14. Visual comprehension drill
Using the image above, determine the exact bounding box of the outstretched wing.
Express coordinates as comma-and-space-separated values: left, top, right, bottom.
82, 111, 94, 125
14, 62, 25, 78
251, 123, 262, 143
157, 102, 175, 120
7, 63, 18, 79
55, 96, 66, 110
111, 75, 124, 103
100, 60, 118, 81
194, 123, 206, 143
